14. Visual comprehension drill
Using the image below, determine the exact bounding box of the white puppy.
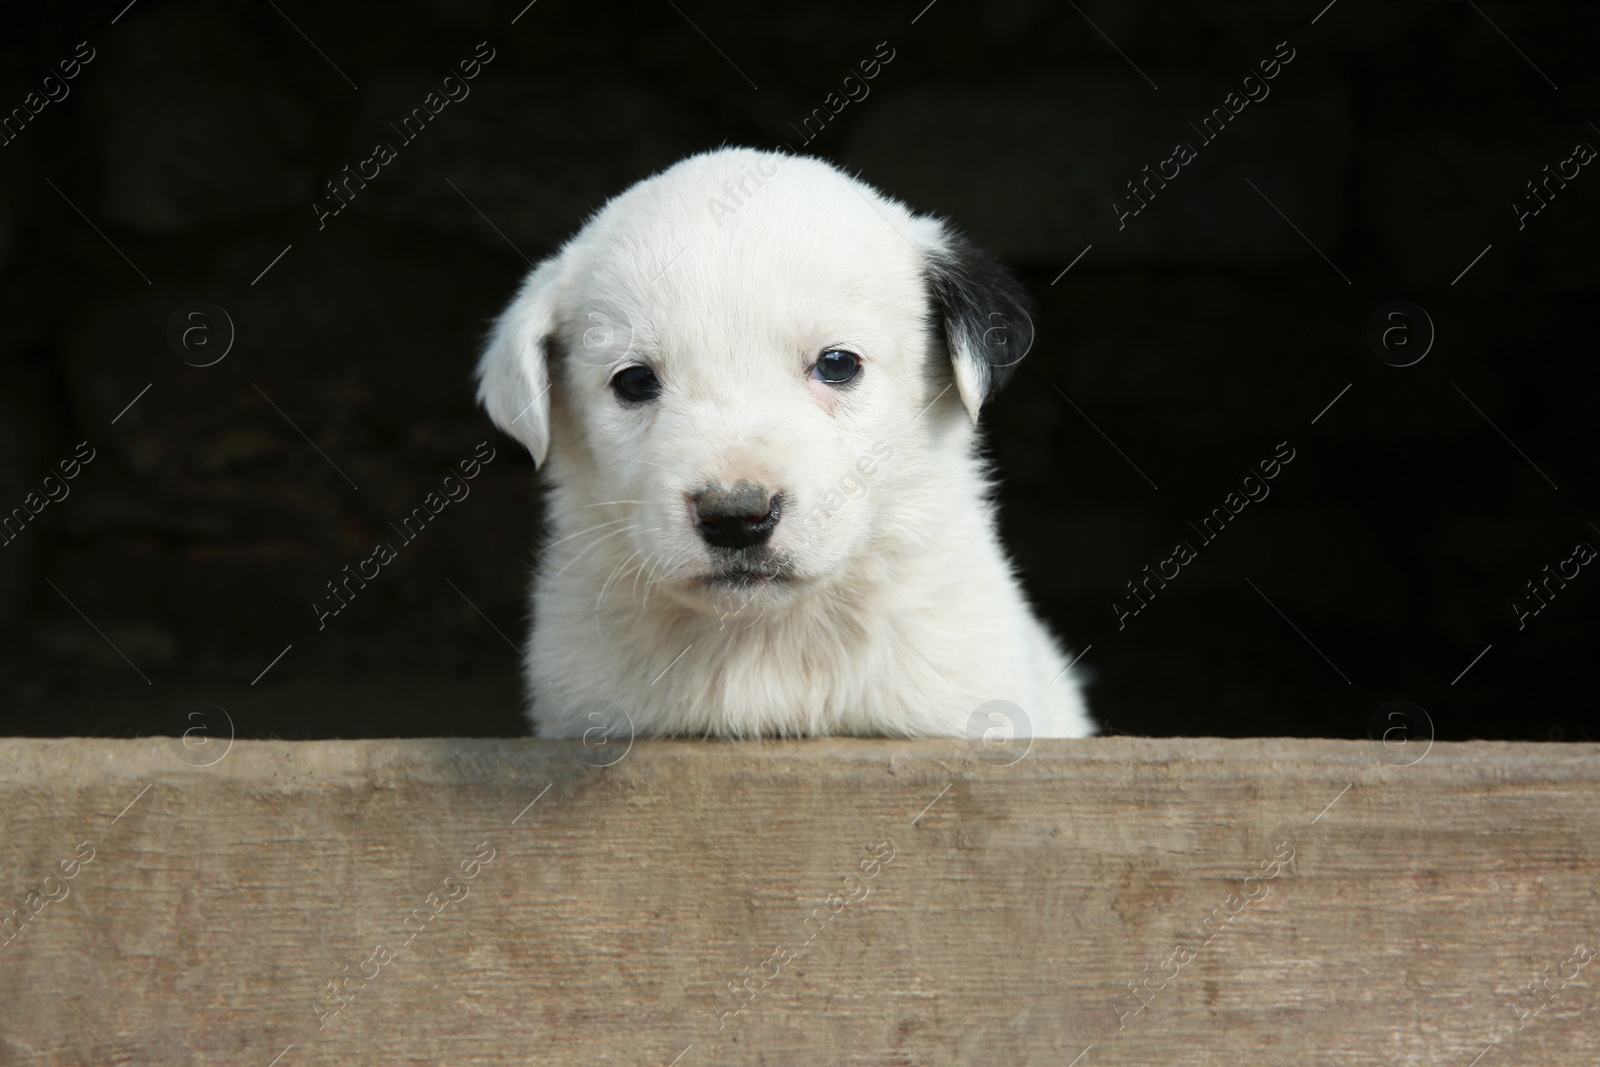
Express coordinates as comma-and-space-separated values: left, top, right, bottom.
477, 148, 1092, 740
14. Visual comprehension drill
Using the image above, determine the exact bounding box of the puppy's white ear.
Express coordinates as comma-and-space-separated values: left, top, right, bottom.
913, 220, 1036, 423
476, 258, 563, 466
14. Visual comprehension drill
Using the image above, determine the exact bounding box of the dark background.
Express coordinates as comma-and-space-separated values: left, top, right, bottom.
1, 0, 1594, 742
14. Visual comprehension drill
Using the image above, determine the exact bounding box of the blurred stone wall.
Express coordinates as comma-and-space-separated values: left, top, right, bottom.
0, 0, 1594, 740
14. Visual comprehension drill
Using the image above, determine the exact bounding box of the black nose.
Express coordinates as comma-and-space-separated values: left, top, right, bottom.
692, 484, 781, 550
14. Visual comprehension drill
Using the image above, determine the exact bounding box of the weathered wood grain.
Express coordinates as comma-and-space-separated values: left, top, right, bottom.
0, 737, 1596, 1065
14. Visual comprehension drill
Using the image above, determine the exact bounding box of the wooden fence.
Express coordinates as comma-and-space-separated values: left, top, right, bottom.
1, 736, 1596, 1064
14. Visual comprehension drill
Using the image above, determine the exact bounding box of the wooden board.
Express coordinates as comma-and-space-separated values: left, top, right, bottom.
1, 737, 1597, 1065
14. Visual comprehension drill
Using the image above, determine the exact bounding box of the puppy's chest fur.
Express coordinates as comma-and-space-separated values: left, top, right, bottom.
526, 496, 1075, 738
531, 537, 1004, 739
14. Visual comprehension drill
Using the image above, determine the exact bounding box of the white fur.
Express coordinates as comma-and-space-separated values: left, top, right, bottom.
476, 148, 1093, 740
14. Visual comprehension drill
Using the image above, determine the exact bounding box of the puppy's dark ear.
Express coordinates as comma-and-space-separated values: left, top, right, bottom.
476, 257, 562, 466
919, 226, 1035, 422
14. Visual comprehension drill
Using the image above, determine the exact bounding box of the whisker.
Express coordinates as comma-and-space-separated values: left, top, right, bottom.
550, 523, 640, 579
539, 516, 633, 555
630, 548, 660, 607
641, 553, 673, 612
645, 562, 687, 591
596, 549, 644, 635
597, 553, 636, 607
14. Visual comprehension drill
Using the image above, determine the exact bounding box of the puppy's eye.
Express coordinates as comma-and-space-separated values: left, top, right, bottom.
811, 350, 861, 385
610, 365, 661, 403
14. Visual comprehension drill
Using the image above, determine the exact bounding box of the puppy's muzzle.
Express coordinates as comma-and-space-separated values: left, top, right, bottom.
690, 483, 782, 551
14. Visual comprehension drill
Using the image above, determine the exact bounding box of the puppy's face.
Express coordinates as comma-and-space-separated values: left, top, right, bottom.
478, 151, 1031, 611
549, 198, 932, 606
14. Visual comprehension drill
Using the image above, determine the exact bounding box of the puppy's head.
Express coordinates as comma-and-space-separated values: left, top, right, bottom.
477, 149, 1033, 609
